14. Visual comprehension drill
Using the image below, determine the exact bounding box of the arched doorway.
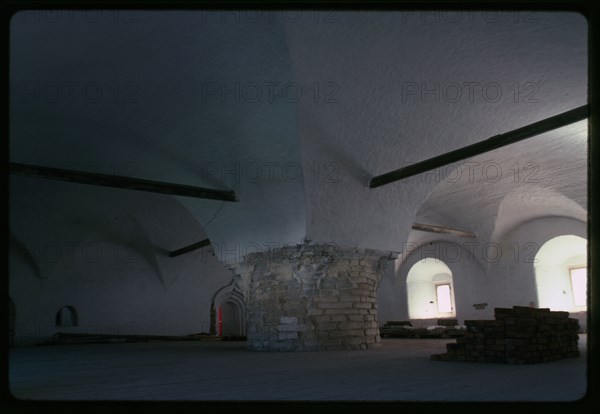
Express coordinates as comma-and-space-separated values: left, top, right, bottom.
406, 258, 456, 320
55, 306, 79, 327
211, 282, 246, 338
220, 301, 243, 337
534, 235, 587, 311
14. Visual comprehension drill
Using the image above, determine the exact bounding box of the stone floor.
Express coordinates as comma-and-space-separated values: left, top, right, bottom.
8, 335, 587, 402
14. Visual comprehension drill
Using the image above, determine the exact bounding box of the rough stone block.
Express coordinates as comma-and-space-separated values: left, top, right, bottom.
343, 329, 365, 337
317, 322, 337, 331
326, 315, 345, 323
342, 337, 365, 346
325, 308, 359, 315
297, 324, 309, 332
278, 332, 298, 340
318, 302, 349, 309
277, 324, 298, 332
339, 295, 362, 302
351, 289, 372, 296
339, 322, 364, 330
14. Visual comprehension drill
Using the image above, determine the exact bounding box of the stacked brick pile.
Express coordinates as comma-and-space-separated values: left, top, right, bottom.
431, 306, 580, 364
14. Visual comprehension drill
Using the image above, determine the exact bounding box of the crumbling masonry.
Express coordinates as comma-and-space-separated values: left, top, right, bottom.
232, 243, 392, 351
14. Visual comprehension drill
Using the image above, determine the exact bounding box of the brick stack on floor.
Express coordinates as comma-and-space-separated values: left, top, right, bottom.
431, 306, 580, 364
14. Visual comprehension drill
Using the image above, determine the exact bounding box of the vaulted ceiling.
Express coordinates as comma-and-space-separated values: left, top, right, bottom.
9, 11, 587, 263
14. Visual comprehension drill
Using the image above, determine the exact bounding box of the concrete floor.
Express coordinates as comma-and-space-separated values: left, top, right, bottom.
9, 335, 587, 401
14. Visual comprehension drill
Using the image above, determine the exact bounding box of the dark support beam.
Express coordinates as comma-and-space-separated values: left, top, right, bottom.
369, 105, 588, 188
412, 223, 477, 238
10, 162, 238, 202
169, 239, 211, 257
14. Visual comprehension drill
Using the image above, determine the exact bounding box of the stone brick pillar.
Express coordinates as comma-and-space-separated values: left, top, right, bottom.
231, 243, 391, 351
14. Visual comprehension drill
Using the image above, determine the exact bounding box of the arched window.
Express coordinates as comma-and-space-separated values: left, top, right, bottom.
406, 258, 456, 319
534, 235, 587, 311
55, 306, 79, 327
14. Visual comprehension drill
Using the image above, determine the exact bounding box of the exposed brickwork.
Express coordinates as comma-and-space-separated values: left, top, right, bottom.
431, 306, 580, 364
231, 243, 390, 351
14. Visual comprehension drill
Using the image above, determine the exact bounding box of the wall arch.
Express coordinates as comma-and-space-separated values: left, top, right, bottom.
378, 240, 487, 325
55, 306, 78, 327
211, 281, 246, 337
534, 235, 587, 312
486, 217, 586, 307
406, 258, 456, 319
